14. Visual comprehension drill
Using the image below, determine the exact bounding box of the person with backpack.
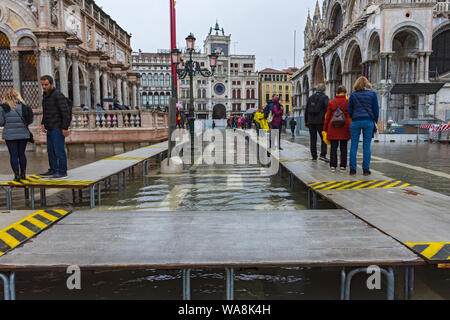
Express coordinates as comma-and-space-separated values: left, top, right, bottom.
0, 89, 34, 181
305, 83, 329, 162
40, 75, 72, 178
348, 76, 379, 176
323, 86, 351, 172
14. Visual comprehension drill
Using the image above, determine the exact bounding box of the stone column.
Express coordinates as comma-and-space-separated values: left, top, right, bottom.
102, 69, 108, 109
94, 64, 101, 107
116, 76, 123, 105
403, 95, 409, 119
424, 53, 430, 82
122, 79, 127, 106
56, 47, 68, 96
38, 47, 54, 79
71, 53, 81, 107
85, 65, 91, 107
132, 83, 137, 107
10, 51, 21, 92
418, 54, 425, 83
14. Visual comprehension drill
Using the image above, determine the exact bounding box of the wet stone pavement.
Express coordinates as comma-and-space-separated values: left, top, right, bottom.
0, 133, 449, 300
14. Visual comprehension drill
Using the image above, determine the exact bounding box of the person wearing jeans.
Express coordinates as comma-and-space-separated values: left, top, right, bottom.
40, 75, 71, 178
46, 129, 68, 177
348, 77, 379, 176
0, 89, 34, 181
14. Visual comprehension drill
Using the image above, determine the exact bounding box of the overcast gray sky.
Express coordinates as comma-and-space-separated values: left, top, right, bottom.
95, 0, 317, 71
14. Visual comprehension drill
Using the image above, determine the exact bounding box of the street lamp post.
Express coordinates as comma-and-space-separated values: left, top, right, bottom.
172, 34, 219, 143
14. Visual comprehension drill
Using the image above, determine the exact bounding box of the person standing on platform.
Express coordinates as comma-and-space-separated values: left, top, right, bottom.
348, 76, 379, 176
271, 96, 284, 151
0, 89, 34, 181
323, 86, 351, 172
305, 83, 329, 162
40, 75, 71, 179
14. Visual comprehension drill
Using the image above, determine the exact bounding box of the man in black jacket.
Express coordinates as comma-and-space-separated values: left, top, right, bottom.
40, 75, 71, 178
305, 83, 329, 162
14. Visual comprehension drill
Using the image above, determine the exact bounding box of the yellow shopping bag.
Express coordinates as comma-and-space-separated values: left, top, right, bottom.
322, 131, 330, 146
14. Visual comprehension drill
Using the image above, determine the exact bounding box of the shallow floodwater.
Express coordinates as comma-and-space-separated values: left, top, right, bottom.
1, 135, 449, 300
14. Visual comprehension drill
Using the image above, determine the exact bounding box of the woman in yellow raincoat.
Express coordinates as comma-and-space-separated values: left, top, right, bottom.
254, 106, 269, 131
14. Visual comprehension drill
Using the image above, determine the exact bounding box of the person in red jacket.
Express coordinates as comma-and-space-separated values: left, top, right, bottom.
323, 86, 351, 172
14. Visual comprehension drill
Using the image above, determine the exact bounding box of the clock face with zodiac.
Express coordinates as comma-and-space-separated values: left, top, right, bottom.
214, 83, 226, 96
211, 44, 228, 56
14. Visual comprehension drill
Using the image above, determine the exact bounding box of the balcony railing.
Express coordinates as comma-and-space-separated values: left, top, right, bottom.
435, 2, 450, 16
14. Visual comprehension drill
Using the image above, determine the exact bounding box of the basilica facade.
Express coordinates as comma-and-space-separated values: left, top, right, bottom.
0, 0, 140, 111
292, 0, 450, 129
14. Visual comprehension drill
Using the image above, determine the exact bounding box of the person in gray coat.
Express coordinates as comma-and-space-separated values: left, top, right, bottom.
0, 89, 34, 181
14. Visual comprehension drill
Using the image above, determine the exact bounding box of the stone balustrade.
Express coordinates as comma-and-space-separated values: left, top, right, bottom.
0, 111, 168, 152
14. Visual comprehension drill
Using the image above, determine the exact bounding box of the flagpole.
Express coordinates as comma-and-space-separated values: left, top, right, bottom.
169, 0, 177, 158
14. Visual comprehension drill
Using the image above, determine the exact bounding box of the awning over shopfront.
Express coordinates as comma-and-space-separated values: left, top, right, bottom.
390, 83, 446, 95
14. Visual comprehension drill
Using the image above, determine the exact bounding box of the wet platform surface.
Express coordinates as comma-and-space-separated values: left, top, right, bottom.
275, 139, 450, 264
0, 209, 423, 271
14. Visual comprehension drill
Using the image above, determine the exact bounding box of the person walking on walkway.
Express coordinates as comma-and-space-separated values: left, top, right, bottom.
305, 83, 329, 162
323, 86, 351, 172
40, 75, 71, 178
254, 106, 269, 136
0, 89, 34, 181
290, 118, 297, 138
348, 76, 379, 176
271, 96, 284, 150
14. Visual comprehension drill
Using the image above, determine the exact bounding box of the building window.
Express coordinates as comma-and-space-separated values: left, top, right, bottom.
148, 74, 152, 86
149, 94, 153, 105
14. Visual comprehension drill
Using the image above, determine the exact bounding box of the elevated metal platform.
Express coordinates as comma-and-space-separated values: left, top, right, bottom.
275, 140, 450, 265
0, 142, 168, 210
0, 209, 423, 300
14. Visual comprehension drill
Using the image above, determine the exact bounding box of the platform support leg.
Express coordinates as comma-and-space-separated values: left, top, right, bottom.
24, 188, 29, 203
72, 189, 76, 204
78, 189, 83, 203
0, 272, 15, 300
278, 166, 283, 178
90, 185, 95, 209
289, 173, 295, 191
30, 188, 35, 210
308, 189, 318, 209
5, 188, 12, 210
183, 269, 191, 301
225, 268, 235, 301
40, 189, 46, 207
343, 267, 395, 300
340, 269, 346, 300
98, 183, 101, 206
122, 172, 126, 189
117, 174, 122, 192
142, 161, 148, 177
404, 266, 414, 300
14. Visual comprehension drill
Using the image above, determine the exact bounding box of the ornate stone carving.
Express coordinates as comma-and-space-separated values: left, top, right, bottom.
23, 0, 38, 19
51, 0, 58, 26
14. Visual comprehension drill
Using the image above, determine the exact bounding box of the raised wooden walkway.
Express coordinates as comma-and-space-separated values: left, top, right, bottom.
0, 142, 168, 210
274, 139, 450, 265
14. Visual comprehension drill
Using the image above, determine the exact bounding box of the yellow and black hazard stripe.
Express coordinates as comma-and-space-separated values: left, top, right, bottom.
0, 209, 71, 257
406, 242, 450, 263
1, 175, 94, 188
104, 156, 147, 161
309, 180, 416, 191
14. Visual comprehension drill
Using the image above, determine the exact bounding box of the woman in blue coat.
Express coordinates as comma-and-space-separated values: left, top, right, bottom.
348, 77, 379, 176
